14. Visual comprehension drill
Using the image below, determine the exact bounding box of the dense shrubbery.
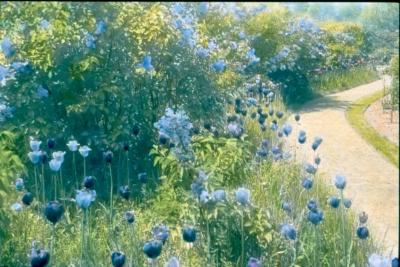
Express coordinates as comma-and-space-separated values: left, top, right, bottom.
0, 2, 397, 267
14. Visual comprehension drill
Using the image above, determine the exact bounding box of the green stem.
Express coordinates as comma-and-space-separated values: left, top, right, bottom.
59, 168, 65, 205
53, 174, 57, 200
73, 152, 78, 189
41, 164, 45, 203
340, 190, 346, 266
83, 157, 86, 177
109, 165, 114, 231
81, 210, 85, 267
34, 166, 39, 210
126, 151, 130, 186
240, 209, 245, 267
51, 224, 56, 266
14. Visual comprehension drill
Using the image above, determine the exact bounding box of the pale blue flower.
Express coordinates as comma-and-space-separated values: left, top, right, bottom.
227, 122, 243, 138
85, 33, 96, 49
199, 190, 212, 204
305, 163, 317, 174
333, 174, 346, 190
39, 19, 50, 30
247, 97, 257, 106
15, 178, 24, 191
198, 2, 208, 15
52, 151, 66, 163
281, 224, 297, 240
49, 159, 62, 172
235, 187, 250, 205
30, 140, 42, 151
165, 256, 180, 267
1, 37, 15, 58
37, 85, 49, 98
11, 202, 22, 212
238, 31, 246, 40
94, 20, 106, 35
152, 224, 169, 244
67, 140, 80, 151
282, 123, 292, 136
368, 253, 391, 267
208, 40, 217, 51
212, 60, 225, 73
230, 41, 238, 50
79, 145, 91, 157
75, 189, 96, 209
11, 61, 29, 73
212, 189, 226, 202
138, 55, 154, 72
196, 47, 209, 58
28, 151, 42, 164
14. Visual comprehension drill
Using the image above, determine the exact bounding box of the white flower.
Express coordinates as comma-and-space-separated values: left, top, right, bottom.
11, 202, 22, 212
368, 253, 391, 267
29, 140, 41, 151
79, 145, 91, 157
67, 140, 80, 152
49, 159, 62, 172
52, 151, 66, 163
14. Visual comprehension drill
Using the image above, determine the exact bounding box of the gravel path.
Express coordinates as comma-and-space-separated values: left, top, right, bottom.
286, 79, 399, 256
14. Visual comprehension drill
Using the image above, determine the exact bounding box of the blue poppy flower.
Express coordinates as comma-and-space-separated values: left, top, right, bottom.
311, 136, 323, 151
298, 130, 306, 144
305, 163, 316, 174
212, 189, 226, 202
111, 251, 125, 267
235, 187, 251, 205
94, 20, 106, 35
182, 227, 196, 243
282, 202, 292, 212
79, 145, 91, 157
67, 140, 80, 151
199, 2, 208, 15
44, 201, 64, 224
30, 139, 42, 151
328, 196, 340, 208
15, 178, 24, 191
1, 37, 15, 58
196, 47, 209, 58
11, 202, 22, 212
85, 33, 96, 49
230, 41, 238, 50
343, 198, 352, 209
28, 151, 42, 164
143, 240, 163, 259
314, 156, 321, 165
22, 192, 34, 206
75, 189, 96, 209
281, 223, 297, 240
49, 159, 62, 172
11, 61, 29, 73
307, 210, 324, 225
212, 60, 225, 73
307, 199, 318, 212
302, 177, 313, 190
356, 226, 369, 239
83, 176, 96, 189
36, 85, 49, 98
333, 174, 346, 190
39, 19, 50, 30
52, 151, 65, 163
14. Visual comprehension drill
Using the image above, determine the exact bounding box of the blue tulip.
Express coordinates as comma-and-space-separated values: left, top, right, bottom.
333, 174, 346, 190
302, 177, 313, 190
143, 240, 163, 259
49, 159, 62, 172
28, 151, 42, 164
235, 187, 251, 205
280, 223, 297, 240
52, 151, 65, 163
30, 140, 42, 151
75, 189, 96, 209
327, 196, 340, 208
356, 226, 369, 239
307, 210, 324, 225
1, 37, 15, 58
182, 227, 196, 243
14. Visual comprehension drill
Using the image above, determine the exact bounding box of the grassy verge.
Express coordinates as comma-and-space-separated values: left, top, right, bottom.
345, 90, 399, 167
310, 66, 379, 96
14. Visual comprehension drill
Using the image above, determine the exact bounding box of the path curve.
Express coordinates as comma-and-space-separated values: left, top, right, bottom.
287, 79, 399, 256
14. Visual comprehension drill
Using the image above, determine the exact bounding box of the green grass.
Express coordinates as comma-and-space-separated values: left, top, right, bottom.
310, 66, 379, 96
345, 90, 399, 167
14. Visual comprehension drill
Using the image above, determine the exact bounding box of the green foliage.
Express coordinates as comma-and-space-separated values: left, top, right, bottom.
389, 55, 399, 110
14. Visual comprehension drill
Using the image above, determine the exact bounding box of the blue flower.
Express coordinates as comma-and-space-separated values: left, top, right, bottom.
307, 210, 324, 225
235, 187, 250, 205
212, 60, 225, 73
111, 251, 126, 267
30, 139, 42, 151
85, 33, 96, 49
79, 145, 91, 157
28, 151, 42, 164
11, 202, 22, 212
199, 190, 212, 205
230, 41, 238, 50
359, 211, 368, 224
270, 121, 278, 131
1, 37, 15, 58
307, 199, 318, 212
333, 174, 346, 190
119, 185, 131, 200
171, 3, 185, 15
314, 156, 321, 165
247, 97, 257, 106
143, 240, 163, 259
83, 176, 96, 189
52, 151, 65, 163
181, 28, 196, 48
238, 31, 246, 40
138, 55, 154, 72
152, 224, 169, 244
282, 202, 292, 212
327, 196, 340, 208
44, 201, 64, 224
392, 257, 399, 267
356, 226, 369, 239
212, 189, 226, 202
199, 2, 208, 15
298, 130, 306, 144
49, 159, 62, 172
343, 198, 352, 209
124, 211, 135, 224
166, 257, 180, 267
208, 40, 217, 51
182, 227, 196, 243
67, 140, 80, 151
305, 163, 316, 174
247, 257, 261, 267
30, 247, 50, 267
227, 122, 243, 138
22, 192, 34, 206
311, 136, 323, 151
368, 253, 391, 267
75, 189, 96, 209
39, 19, 50, 30
282, 123, 292, 136
15, 178, 24, 191
11, 61, 29, 73
281, 223, 297, 240
302, 177, 313, 190
94, 20, 107, 35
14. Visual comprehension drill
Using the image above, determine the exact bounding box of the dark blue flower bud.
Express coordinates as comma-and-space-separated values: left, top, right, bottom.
356, 226, 369, 239
30, 248, 50, 267
124, 211, 135, 224
132, 124, 140, 136
307, 199, 318, 212
138, 172, 147, 183
22, 192, 34, 206
328, 196, 340, 208
204, 122, 212, 131
47, 139, 55, 149
294, 114, 300, 122
111, 251, 126, 267
276, 111, 284, 119
308, 210, 324, 225
83, 176, 96, 189
392, 257, 399, 267
119, 185, 130, 200
44, 201, 64, 224
103, 150, 113, 164
182, 227, 197, 243
159, 134, 168, 145
302, 178, 313, 190
123, 143, 129, 151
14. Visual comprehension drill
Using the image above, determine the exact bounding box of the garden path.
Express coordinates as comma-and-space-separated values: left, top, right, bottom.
286, 79, 399, 257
